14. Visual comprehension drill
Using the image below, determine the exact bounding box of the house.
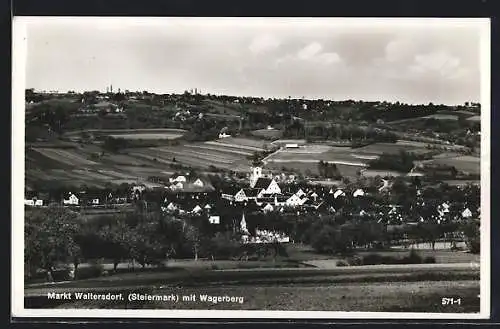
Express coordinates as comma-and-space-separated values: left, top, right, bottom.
273, 195, 288, 206
285, 143, 299, 149
24, 199, 35, 206
219, 132, 231, 138
63, 193, 79, 206
191, 205, 203, 214
243, 188, 261, 201
208, 215, 220, 224
221, 186, 240, 201
286, 193, 307, 207
310, 192, 318, 201
234, 189, 248, 202
193, 178, 204, 188
166, 202, 178, 211
169, 174, 187, 183
204, 204, 212, 210
353, 189, 365, 197
263, 203, 274, 213
254, 178, 281, 195
333, 189, 346, 199
462, 208, 473, 218
295, 188, 306, 198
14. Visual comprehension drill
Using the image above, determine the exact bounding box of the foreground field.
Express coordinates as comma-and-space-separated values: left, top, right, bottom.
25, 264, 479, 312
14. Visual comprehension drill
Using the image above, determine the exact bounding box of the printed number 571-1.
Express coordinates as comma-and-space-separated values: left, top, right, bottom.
442, 298, 461, 305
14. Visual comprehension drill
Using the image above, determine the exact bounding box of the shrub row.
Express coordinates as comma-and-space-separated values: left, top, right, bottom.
336, 250, 436, 267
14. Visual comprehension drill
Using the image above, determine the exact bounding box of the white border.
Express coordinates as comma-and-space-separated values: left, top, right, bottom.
11, 17, 491, 320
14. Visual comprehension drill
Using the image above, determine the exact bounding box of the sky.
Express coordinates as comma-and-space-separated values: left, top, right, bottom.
19, 17, 488, 105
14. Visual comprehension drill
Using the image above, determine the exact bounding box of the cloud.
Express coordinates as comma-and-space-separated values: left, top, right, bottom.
249, 34, 280, 54
297, 42, 322, 59
276, 42, 341, 66
384, 38, 417, 62
410, 51, 461, 78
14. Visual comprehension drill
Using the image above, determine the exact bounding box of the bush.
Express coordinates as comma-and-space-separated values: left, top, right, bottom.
75, 264, 104, 280
423, 256, 436, 264
347, 255, 363, 266
336, 259, 350, 267
468, 239, 480, 254
361, 251, 425, 266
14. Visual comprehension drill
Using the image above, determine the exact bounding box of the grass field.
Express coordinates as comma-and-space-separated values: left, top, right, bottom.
25, 262, 480, 312
108, 133, 184, 140
418, 155, 480, 175
423, 114, 459, 120
467, 115, 481, 122
36, 280, 478, 313
251, 128, 283, 139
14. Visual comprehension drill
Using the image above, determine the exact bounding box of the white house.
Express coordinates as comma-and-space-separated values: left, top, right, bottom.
254, 178, 281, 195
462, 208, 473, 218
234, 189, 248, 202
193, 178, 204, 187
209, 215, 220, 224
63, 193, 79, 205
295, 189, 306, 198
219, 132, 231, 138
285, 143, 299, 149
353, 189, 365, 197
166, 202, 178, 211
173, 182, 184, 190
204, 204, 212, 210
24, 199, 35, 206
310, 192, 318, 201
333, 189, 345, 199
169, 175, 187, 183
191, 205, 202, 214
286, 194, 303, 207
91, 198, 100, 205
263, 203, 274, 213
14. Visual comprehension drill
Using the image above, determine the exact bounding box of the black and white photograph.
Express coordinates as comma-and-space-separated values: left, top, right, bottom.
12, 17, 490, 319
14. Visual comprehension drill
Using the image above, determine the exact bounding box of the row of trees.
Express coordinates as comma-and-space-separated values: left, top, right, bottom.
24, 206, 247, 280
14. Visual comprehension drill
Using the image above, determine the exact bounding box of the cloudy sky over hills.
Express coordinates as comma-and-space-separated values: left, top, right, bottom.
20, 17, 488, 105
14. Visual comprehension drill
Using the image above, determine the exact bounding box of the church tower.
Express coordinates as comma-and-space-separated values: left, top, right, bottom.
249, 166, 262, 188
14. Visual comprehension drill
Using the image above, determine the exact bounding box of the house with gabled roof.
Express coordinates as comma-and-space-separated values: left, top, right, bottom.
462, 207, 473, 218
63, 192, 79, 206
254, 177, 281, 195
353, 189, 365, 197
191, 205, 203, 214
333, 189, 346, 199
221, 186, 240, 201
263, 203, 274, 213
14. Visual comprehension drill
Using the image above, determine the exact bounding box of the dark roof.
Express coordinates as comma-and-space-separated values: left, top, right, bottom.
243, 188, 261, 198
254, 178, 273, 189
221, 186, 240, 195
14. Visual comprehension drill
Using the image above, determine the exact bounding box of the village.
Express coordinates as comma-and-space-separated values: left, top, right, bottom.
24, 161, 480, 247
